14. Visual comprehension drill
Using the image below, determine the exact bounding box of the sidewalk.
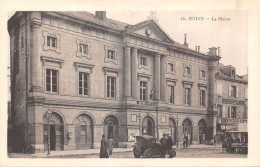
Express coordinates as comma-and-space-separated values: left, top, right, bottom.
31, 144, 222, 158
31, 148, 133, 158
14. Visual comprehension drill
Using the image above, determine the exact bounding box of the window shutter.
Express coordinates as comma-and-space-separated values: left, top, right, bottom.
236, 87, 239, 98
228, 85, 232, 97
228, 106, 230, 118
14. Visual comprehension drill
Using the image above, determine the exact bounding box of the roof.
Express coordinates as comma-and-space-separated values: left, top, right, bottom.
59, 11, 129, 31
60, 12, 205, 55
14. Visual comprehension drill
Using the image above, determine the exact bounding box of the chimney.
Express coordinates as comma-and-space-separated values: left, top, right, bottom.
184, 34, 188, 47
95, 11, 106, 20
208, 47, 217, 56
195, 46, 197, 51
198, 46, 200, 53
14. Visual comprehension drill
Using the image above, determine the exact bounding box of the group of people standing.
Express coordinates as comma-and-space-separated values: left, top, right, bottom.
99, 135, 114, 158
159, 133, 173, 158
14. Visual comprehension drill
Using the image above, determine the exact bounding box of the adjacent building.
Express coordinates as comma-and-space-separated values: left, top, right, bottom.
216, 64, 248, 140
8, 11, 221, 153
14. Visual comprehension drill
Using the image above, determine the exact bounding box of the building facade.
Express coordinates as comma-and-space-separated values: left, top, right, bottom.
216, 64, 248, 139
8, 11, 221, 153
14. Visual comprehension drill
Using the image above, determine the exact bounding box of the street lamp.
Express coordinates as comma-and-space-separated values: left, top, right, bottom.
46, 110, 52, 155
176, 115, 180, 148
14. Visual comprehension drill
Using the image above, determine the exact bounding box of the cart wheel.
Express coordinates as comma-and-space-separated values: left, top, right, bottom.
133, 147, 142, 158
169, 149, 176, 158
144, 149, 153, 158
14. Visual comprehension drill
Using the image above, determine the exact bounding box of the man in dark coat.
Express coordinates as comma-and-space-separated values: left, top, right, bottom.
160, 134, 168, 158
100, 135, 109, 158
166, 133, 173, 150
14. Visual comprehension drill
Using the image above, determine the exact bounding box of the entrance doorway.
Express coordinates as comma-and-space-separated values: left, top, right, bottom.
182, 118, 193, 145
104, 115, 119, 147
198, 119, 206, 144
43, 112, 64, 151
50, 125, 56, 150
142, 116, 155, 136
169, 118, 177, 145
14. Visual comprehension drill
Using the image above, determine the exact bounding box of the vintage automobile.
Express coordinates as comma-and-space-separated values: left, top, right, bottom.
132, 135, 176, 158
222, 123, 248, 154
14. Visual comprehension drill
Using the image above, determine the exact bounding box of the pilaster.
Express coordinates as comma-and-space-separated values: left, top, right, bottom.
154, 53, 160, 100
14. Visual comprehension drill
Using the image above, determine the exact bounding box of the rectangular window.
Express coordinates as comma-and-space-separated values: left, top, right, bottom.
230, 85, 237, 98
140, 81, 147, 101
107, 50, 115, 60
169, 86, 174, 104
169, 63, 174, 72
47, 36, 57, 48
141, 57, 147, 66
185, 67, 191, 75
46, 69, 58, 92
228, 106, 237, 118
79, 72, 89, 95
79, 44, 88, 54
107, 76, 116, 98
199, 90, 206, 107
201, 70, 205, 78
185, 88, 191, 105
217, 105, 223, 118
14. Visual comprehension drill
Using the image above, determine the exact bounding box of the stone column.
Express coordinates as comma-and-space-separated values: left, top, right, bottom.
124, 46, 131, 98
131, 47, 138, 99
160, 55, 166, 101
31, 22, 42, 92
154, 53, 160, 100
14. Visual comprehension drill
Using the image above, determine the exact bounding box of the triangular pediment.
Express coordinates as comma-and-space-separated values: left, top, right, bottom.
126, 20, 174, 44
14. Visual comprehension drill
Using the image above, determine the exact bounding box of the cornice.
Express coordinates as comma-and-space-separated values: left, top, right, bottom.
218, 76, 248, 84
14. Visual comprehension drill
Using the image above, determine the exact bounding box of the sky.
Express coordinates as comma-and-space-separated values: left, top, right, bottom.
103, 11, 248, 75
7, 10, 248, 75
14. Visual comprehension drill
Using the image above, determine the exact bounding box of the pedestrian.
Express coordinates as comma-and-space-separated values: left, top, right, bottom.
99, 135, 109, 158
166, 133, 173, 150
183, 134, 188, 148
108, 136, 114, 155
160, 133, 168, 158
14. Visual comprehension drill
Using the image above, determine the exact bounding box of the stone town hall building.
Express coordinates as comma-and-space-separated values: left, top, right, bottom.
8, 11, 221, 153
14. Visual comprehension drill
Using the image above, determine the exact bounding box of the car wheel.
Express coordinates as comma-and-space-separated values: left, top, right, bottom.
169, 149, 176, 158
133, 147, 142, 158
144, 149, 153, 158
